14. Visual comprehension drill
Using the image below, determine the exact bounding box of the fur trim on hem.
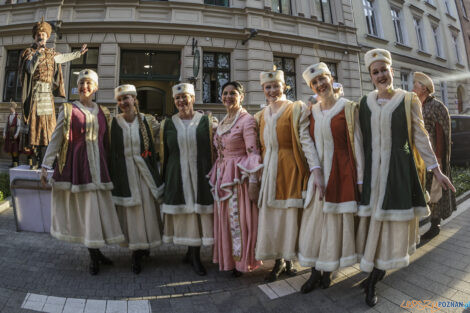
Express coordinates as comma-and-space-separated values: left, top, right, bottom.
112, 196, 141, 207
360, 254, 411, 272
315, 260, 339, 272
265, 198, 304, 210
375, 255, 410, 271
255, 252, 297, 261
161, 204, 213, 214
298, 253, 318, 267
51, 180, 114, 192
373, 206, 429, 221
128, 241, 162, 250
50, 230, 125, 248
202, 237, 214, 246
357, 205, 372, 217
360, 258, 375, 273
163, 235, 202, 246
340, 254, 358, 268
323, 201, 358, 214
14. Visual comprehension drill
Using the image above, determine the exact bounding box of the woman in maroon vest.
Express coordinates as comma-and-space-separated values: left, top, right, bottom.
40, 69, 124, 275
3, 101, 22, 167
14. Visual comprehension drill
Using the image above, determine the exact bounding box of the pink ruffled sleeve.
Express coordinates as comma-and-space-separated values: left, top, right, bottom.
237, 115, 263, 182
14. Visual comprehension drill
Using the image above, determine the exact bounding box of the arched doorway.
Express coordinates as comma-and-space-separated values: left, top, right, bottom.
136, 86, 166, 116
457, 85, 464, 113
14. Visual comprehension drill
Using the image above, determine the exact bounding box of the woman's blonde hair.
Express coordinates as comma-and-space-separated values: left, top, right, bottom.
132, 97, 150, 155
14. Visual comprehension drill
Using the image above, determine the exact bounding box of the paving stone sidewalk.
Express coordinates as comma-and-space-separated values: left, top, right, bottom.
1, 197, 470, 313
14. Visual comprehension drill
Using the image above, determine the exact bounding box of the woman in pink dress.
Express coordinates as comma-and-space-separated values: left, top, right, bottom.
209, 81, 263, 276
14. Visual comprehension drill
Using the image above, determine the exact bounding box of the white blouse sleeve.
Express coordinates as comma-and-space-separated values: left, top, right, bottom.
298, 102, 320, 169
42, 110, 65, 169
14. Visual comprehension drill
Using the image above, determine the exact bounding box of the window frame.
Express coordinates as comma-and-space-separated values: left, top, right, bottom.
413, 16, 426, 52
271, 0, 291, 15
363, 0, 379, 37
444, 0, 453, 15
2, 49, 24, 103
452, 33, 462, 64
202, 51, 231, 104
315, 0, 333, 23
440, 81, 448, 106
460, 0, 468, 19
431, 24, 443, 58
119, 50, 181, 81
400, 70, 411, 91
391, 6, 405, 44
273, 56, 297, 101
204, 0, 229, 7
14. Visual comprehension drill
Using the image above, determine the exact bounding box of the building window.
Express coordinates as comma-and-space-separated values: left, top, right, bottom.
460, 0, 468, 18
314, 0, 333, 23
445, 0, 452, 15
391, 7, 405, 44
400, 71, 411, 91
413, 17, 426, 51
120, 50, 180, 80
3, 49, 23, 102
203, 52, 230, 103
323, 62, 338, 82
204, 0, 228, 6
363, 0, 379, 37
271, 0, 291, 14
452, 33, 462, 64
432, 25, 443, 58
69, 48, 99, 101
273, 56, 296, 101
440, 82, 448, 106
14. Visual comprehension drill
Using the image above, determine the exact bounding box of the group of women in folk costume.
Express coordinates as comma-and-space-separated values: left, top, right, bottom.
39, 47, 455, 308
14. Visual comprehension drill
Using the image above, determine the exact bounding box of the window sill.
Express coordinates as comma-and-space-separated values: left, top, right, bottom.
446, 13, 457, 22
395, 42, 413, 51
456, 63, 465, 69
435, 55, 446, 62
417, 50, 432, 57
365, 34, 388, 44
424, 1, 437, 10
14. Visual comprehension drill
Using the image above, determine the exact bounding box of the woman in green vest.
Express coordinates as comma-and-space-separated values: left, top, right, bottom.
160, 83, 215, 276
358, 48, 455, 307
109, 84, 164, 274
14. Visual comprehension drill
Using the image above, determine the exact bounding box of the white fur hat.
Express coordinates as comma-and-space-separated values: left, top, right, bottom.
172, 83, 195, 97
114, 84, 137, 100
302, 62, 331, 86
260, 70, 285, 86
77, 69, 99, 86
365, 48, 392, 69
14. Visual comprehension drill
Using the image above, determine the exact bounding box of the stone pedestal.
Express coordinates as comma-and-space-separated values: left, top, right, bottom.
10, 165, 53, 232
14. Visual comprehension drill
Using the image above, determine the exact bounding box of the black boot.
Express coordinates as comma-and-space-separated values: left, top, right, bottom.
95, 249, 113, 265
365, 268, 385, 307
320, 271, 331, 289
360, 268, 385, 290
182, 246, 191, 263
285, 260, 297, 276
421, 218, 441, 240
231, 268, 243, 278
36, 148, 43, 169
190, 246, 207, 276
264, 259, 286, 283
132, 250, 143, 274
301, 268, 322, 293
88, 248, 100, 275
141, 249, 150, 258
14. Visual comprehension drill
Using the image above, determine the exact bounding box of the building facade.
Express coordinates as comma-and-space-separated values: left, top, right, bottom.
455, 0, 470, 113
0, 0, 361, 127
351, 0, 470, 114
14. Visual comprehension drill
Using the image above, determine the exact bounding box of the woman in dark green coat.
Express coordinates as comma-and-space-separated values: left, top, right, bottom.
160, 83, 215, 276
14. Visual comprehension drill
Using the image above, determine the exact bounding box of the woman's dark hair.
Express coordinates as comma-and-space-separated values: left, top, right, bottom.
221, 81, 245, 96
